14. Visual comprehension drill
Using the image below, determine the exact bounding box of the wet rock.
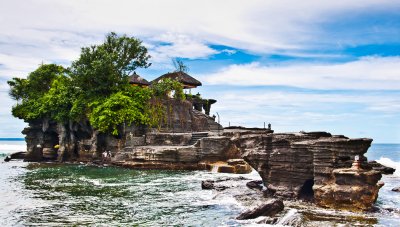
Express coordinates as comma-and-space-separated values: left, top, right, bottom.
201, 180, 215, 190
201, 180, 228, 191
246, 180, 263, 190
392, 187, 400, 192
368, 161, 396, 174
4, 151, 26, 161
217, 165, 235, 173
205, 159, 252, 174
236, 199, 284, 220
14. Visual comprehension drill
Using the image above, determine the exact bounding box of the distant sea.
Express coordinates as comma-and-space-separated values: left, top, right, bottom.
0, 139, 399, 226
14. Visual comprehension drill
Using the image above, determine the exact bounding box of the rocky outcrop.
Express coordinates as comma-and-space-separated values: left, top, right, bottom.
228, 129, 382, 211
313, 168, 382, 211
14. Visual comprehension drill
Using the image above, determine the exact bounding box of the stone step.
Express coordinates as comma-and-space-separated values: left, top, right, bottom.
189, 132, 209, 145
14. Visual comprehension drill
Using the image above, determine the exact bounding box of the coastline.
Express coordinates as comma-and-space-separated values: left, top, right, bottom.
1, 139, 399, 225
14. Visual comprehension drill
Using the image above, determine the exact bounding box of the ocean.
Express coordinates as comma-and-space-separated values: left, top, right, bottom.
0, 140, 399, 226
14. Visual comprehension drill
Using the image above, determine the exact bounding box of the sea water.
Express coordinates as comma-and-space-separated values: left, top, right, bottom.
0, 140, 399, 226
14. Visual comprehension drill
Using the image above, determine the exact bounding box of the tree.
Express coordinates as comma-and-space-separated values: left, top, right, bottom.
7, 77, 28, 102
40, 76, 77, 122
8, 64, 67, 120
69, 32, 151, 99
89, 86, 153, 135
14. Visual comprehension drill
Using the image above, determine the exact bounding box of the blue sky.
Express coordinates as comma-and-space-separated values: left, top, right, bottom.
0, 0, 399, 143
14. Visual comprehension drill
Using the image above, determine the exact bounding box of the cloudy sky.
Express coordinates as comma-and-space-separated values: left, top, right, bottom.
0, 0, 399, 142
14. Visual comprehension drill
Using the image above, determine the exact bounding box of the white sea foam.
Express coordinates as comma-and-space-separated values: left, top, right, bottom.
376, 157, 400, 176
0, 144, 26, 154
277, 209, 300, 226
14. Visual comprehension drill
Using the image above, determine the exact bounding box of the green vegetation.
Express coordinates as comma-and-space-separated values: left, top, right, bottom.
8, 33, 184, 135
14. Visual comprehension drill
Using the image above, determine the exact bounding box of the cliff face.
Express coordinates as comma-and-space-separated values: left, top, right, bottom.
229, 130, 382, 211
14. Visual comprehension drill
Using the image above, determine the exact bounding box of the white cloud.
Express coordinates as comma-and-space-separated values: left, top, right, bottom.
0, 91, 27, 137
203, 87, 400, 142
202, 57, 400, 90
147, 33, 218, 65
0, 0, 398, 70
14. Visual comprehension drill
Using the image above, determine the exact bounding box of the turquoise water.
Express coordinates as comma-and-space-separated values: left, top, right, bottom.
0, 140, 399, 226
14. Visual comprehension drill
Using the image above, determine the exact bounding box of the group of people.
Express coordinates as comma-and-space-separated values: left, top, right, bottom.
102, 150, 112, 162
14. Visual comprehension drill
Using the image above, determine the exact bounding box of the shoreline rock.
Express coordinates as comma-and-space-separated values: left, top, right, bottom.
236, 199, 284, 220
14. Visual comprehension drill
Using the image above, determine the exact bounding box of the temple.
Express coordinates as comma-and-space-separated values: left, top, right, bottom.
131, 71, 217, 116
128, 72, 151, 87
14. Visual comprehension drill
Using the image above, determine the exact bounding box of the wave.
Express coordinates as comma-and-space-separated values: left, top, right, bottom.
376, 157, 400, 176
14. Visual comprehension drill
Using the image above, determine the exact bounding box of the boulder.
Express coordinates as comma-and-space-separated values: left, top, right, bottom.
200, 180, 228, 191
246, 180, 263, 190
201, 180, 215, 190
236, 199, 284, 220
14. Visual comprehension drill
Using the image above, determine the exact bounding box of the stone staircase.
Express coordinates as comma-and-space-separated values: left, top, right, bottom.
192, 109, 222, 132
189, 132, 209, 145
207, 118, 221, 131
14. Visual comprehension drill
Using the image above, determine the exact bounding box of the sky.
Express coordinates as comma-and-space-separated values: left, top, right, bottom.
0, 0, 399, 143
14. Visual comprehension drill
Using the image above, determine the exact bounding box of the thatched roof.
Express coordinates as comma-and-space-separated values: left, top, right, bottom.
128, 72, 150, 86
152, 71, 202, 88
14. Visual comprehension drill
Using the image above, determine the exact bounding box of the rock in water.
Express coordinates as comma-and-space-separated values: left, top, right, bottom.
392, 187, 400, 192
201, 180, 215, 190
236, 199, 284, 220
246, 180, 263, 190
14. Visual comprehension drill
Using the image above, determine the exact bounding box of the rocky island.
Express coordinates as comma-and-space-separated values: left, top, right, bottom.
8, 33, 390, 219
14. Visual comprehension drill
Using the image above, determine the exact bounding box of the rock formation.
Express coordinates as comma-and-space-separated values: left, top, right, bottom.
228, 130, 382, 211
21, 101, 382, 211
22, 99, 220, 162
236, 199, 284, 220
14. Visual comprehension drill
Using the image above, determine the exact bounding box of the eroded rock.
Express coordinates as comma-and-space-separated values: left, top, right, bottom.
236, 199, 284, 220
314, 168, 382, 211
246, 180, 263, 190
